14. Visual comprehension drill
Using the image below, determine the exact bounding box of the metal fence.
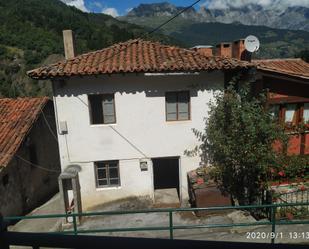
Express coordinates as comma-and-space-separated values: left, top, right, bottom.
2, 202, 309, 246
274, 190, 309, 218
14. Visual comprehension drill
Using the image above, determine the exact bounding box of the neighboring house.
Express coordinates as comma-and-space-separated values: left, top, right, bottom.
27, 32, 251, 209
254, 58, 309, 155
0, 97, 60, 217
206, 39, 309, 155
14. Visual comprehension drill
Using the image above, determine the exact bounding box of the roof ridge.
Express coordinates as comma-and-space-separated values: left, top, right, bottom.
27, 39, 252, 79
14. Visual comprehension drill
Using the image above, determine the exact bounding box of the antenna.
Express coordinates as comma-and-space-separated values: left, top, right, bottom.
244, 35, 260, 53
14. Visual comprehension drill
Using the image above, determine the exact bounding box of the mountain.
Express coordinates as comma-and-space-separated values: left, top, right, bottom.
120, 2, 309, 59
124, 2, 309, 32
0, 0, 177, 97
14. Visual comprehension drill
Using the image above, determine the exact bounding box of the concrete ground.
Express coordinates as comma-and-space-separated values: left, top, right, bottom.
8, 193, 63, 233
70, 197, 309, 244
154, 188, 180, 208
8, 194, 309, 246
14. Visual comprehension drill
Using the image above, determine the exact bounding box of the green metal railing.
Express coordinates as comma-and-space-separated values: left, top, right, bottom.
3, 202, 309, 244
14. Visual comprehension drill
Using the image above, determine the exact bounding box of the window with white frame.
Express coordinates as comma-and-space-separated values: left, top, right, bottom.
95, 161, 120, 188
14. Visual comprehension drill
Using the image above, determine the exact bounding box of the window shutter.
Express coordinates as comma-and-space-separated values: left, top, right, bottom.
102, 94, 116, 124
178, 91, 189, 120
166, 92, 177, 121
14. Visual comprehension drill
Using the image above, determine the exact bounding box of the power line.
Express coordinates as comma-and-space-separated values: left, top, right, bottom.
40, 108, 58, 142
147, 0, 202, 36
75, 96, 149, 159
0, 152, 61, 173
57, 1, 202, 160
77, 0, 202, 73
15, 154, 61, 173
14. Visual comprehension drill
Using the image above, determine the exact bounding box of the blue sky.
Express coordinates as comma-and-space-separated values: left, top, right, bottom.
84, 0, 196, 15
64, 0, 309, 17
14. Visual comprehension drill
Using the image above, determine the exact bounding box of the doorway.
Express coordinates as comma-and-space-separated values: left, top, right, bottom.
152, 157, 180, 197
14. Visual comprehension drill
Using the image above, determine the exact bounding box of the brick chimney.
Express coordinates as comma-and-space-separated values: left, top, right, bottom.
63, 30, 76, 60
215, 43, 232, 57
191, 46, 213, 56
232, 39, 246, 60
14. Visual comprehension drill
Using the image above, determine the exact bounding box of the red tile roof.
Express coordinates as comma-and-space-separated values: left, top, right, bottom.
27, 39, 252, 79
0, 97, 49, 168
254, 58, 309, 80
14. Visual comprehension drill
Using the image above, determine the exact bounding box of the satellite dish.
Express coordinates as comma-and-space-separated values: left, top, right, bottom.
244, 35, 260, 53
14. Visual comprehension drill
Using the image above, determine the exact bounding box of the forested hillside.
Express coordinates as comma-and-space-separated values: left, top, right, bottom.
0, 0, 177, 97
121, 3, 309, 60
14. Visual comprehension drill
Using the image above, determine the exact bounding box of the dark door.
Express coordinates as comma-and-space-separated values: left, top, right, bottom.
152, 157, 179, 195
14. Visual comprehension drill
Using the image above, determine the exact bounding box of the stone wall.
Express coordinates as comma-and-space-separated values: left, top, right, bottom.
0, 101, 61, 217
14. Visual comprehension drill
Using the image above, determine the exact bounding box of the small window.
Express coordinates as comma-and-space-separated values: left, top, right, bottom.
269, 105, 280, 120
304, 103, 309, 124
166, 91, 190, 121
95, 161, 120, 188
284, 104, 298, 124
88, 94, 116, 124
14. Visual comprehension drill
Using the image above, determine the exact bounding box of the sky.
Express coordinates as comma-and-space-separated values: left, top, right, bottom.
63, 0, 309, 17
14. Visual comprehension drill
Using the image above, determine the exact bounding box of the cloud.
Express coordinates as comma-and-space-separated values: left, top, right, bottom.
102, 7, 119, 17
126, 7, 133, 13
201, 0, 309, 9
61, 0, 89, 12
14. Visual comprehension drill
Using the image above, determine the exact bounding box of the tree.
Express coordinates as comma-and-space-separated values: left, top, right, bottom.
192, 75, 287, 205
295, 49, 309, 63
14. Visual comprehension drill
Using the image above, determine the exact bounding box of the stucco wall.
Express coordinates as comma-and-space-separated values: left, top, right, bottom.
0, 102, 61, 217
53, 71, 224, 209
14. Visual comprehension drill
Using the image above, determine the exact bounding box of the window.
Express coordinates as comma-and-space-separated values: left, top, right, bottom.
284, 104, 298, 124
95, 161, 120, 188
304, 103, 309, 124
166, 91, 190, 121
88, 94, 116, 124
268, 102, 309, 126
269, 105, 280, 120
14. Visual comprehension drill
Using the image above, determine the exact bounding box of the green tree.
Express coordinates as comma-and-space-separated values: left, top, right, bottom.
295, 49, 309, 62
192, 76, 287, 205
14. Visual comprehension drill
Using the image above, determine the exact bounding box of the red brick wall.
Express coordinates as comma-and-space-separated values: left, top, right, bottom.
287, 135, 302, 155
216, 43, 232, 57
304, 134, 309, 154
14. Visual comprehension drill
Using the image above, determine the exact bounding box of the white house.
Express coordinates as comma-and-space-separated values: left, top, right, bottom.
28, 31, 251, 210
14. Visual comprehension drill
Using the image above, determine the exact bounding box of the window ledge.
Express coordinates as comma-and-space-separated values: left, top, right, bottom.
90, 123, 117, 127
96, 186, 121, 191
166, 120, 192, 124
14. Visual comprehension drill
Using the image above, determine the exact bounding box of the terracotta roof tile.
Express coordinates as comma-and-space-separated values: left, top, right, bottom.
0, 97, 49, 168
27, 39, 252, 79
254, 58, 309, 80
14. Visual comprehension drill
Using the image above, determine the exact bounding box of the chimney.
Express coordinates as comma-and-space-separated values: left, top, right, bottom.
215, 43, 232, 57
191, 46, 213, 56
232, 39, 246, 60
63, 30, 76, 60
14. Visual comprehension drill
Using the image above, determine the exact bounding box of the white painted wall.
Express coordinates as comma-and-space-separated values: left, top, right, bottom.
53, 71, 224, 209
